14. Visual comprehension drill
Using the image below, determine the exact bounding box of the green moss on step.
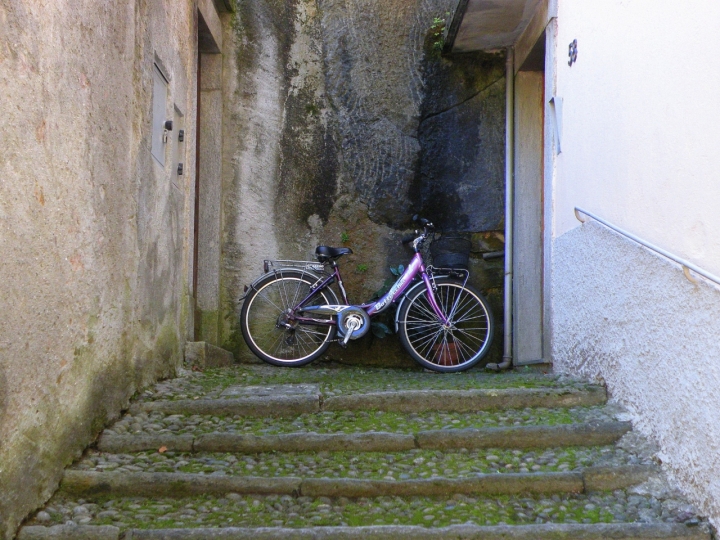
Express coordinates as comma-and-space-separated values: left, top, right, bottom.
35, 492, 623, 530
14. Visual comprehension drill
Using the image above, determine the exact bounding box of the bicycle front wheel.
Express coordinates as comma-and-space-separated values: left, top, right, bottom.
240, 270, 338, 367
398, 278, 493, 372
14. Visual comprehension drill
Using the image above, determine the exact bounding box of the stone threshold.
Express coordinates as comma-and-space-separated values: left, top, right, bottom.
60, 465, 658, 498
97, 421, 632, 453
17, 522, 711, 540
128, 386, 606, 417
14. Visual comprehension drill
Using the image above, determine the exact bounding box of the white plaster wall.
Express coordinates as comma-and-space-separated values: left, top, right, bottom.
549, 0, 720, 526
553, 221, 720, 525
552, 0, 720, 275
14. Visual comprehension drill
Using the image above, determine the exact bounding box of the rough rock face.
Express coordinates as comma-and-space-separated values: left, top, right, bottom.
221, 0, 505, 365
415, 52, 506, 232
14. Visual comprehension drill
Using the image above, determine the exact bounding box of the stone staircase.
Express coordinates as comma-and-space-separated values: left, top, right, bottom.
18, 365, 711, 539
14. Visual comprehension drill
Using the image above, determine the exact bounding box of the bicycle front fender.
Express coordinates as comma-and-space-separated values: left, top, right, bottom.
395, 280, 434, 334
393, 275, 455, 332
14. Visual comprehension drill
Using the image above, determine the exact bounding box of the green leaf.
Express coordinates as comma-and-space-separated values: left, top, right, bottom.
398, 264, 405, 274
373, 278, 395, 300
390, 267, 400, 276
375, 321, 392, 334
371, 321, 392, 338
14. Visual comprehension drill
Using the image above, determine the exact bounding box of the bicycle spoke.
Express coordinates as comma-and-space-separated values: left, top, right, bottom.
413, 297, 440, 320
437, 334, 452, 365
406, 313, 442, 333
293, 331, 314, 357
268, 329, 288, 357
414, 327, 444, 359
289, 277, 309, 311
446, 286, 465, 324
408, 327, 442, 346
454, 326, 488, 345
451, 332, 478, 360
254, 290, 284, 314
296, 326, 331, 337
452, 299, 486, 324
278, 275, 292, 310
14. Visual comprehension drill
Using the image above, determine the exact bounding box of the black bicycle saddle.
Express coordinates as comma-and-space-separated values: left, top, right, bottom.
315, 246, 353, 262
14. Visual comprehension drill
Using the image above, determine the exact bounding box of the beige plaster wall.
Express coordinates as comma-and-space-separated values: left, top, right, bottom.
0, 1, 202, 537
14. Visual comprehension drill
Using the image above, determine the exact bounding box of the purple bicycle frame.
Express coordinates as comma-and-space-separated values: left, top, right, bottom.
291, 252, 449, 326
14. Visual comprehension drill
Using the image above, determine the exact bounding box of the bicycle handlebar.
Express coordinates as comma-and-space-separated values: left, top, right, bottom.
412, 214, 433, 229
401, 216, 435, 248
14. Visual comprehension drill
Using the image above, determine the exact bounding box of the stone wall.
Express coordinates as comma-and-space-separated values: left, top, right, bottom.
0, 1, 205, 537
218, 0, 506, 365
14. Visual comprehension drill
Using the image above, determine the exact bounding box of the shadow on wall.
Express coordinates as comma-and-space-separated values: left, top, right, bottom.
0, 353, 132, 539
413, 51, 506, 233
0, 319, 182, 540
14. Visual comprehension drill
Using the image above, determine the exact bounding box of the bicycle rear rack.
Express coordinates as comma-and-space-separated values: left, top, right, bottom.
263, 259, 327, 275
427, 266, 470, 282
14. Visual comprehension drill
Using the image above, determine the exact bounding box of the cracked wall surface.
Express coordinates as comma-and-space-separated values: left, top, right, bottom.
0, 2, 202, 537
219, 0, 506, 365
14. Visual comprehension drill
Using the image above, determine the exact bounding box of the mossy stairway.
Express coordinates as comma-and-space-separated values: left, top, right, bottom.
19, 365, 711, 539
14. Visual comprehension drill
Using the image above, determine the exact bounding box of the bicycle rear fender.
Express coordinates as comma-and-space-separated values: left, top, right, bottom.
242, 267, 327, 301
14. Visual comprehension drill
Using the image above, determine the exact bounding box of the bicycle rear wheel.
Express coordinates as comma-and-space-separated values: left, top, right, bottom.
398, 278, 493, 372
240, 270, 338, 366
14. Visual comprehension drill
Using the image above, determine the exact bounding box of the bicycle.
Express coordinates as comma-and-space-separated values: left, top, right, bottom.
239, 217, 494, 372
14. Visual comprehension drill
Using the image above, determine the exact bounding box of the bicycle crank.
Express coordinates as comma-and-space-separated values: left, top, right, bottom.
341, 316, 362, 346
337, 306, 371, 347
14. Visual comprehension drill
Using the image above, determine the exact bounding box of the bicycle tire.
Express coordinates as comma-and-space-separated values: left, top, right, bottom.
240, 270, 338, 367
397, 277, 493, 372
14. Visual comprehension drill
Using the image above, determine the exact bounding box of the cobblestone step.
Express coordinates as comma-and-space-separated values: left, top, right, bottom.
18, 522, 712, 539
21, 491, 708, 536
131, 366, 594, 404
97, 421, 631, 454
19, 365, 711, 539
108, 404, 618, 438
60, 465, 658, 498
128, 386, 606, 417
71, 445, 654, 479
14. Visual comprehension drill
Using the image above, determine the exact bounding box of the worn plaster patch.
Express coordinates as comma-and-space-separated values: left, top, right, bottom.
220, 384, 320, 398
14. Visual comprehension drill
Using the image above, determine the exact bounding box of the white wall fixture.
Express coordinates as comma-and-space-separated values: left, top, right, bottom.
152, 62, 169, 166
568, 39, 578, 66
549, 95, 563, 154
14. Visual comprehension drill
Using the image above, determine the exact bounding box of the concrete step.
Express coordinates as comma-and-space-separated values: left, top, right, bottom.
18, 522, 712, 539
128, 386, 606, 417
184, 342, 234, 370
